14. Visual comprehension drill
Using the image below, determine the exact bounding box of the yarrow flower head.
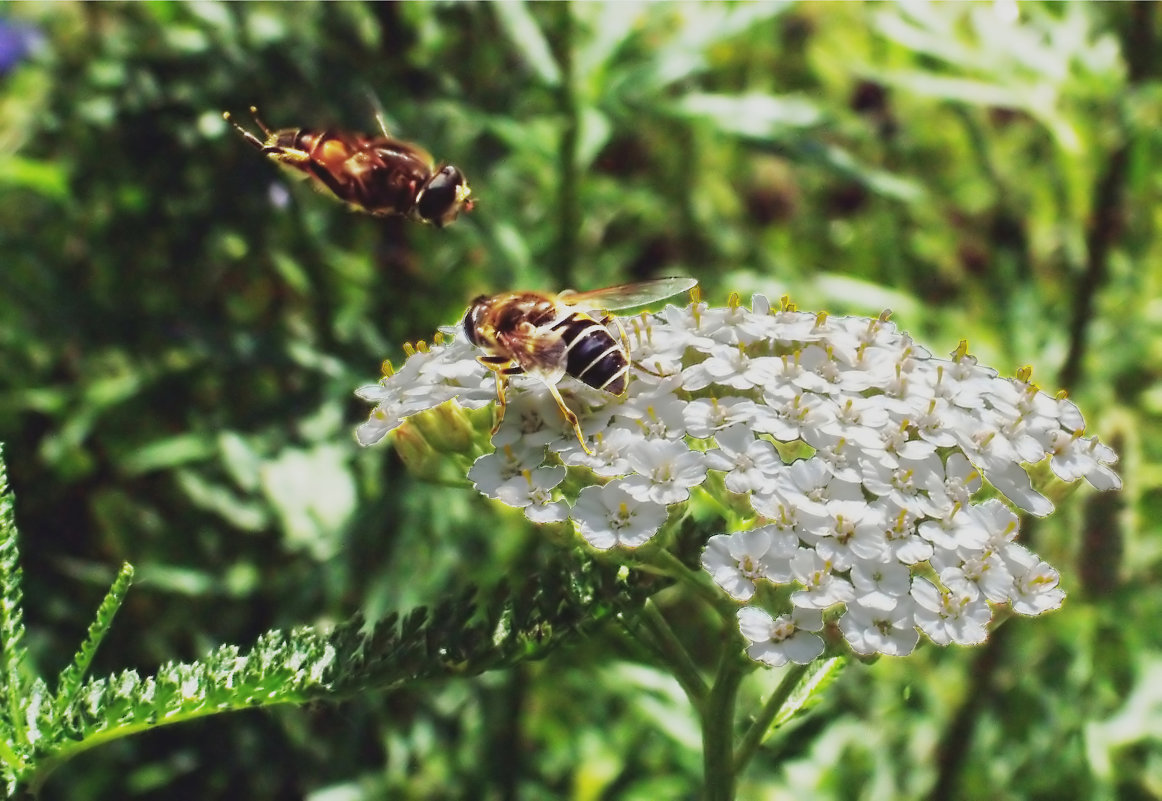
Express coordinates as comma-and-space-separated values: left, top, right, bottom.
356, 293, 1121, 665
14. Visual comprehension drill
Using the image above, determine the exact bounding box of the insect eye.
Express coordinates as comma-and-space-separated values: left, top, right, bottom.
418, 166, 468, 226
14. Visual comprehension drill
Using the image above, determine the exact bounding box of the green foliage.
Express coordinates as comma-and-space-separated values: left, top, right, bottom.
52, 563, 134, 721
769, 656, 847, 734
0, 1, 1155, 798
0, 451, 666, 796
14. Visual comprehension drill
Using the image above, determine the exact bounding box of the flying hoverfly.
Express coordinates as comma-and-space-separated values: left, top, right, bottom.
463, 276, 698, 452
222, 106, 474, 226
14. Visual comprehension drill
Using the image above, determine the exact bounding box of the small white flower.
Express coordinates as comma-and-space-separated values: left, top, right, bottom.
755, 382, 834, 443
789, 549, 856, 610
683, 396, 760, 439
680, 345, 773, 391
931, 537, 1015, 606
570, 483, 668, 550
818, 395, 892, 449
561, 425, 638, 477
467, 443, 546, 499
955, 426, 1054, 516
803, 499, 885, 572
911, 576, 990, 646
701, 527, 798, 601
1002, 543, 1065, 615
492, 390, 577, 449
489, 467, 568, 525
871, 500, 933, 565
915, 452, 980, 518
850, 559, 911, 612
610, 376, 688, 440
737, 606, 825, 667
839, 598, 920, 657
1047, 431, 1121, 491
704, 424, 785, 495
620, 439, 708, 506
763, 457, 862, 520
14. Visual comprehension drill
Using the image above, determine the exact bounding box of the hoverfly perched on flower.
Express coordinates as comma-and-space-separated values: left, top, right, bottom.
463, 277, 698, 453
222, 106, 474, 226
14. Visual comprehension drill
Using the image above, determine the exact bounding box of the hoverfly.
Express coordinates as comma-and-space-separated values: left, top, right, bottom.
463, 277, 698, 452
222, 106, 473, 226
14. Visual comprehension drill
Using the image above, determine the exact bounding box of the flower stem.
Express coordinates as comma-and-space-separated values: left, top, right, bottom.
733, 661, 809, 775
639, 599, 708, 705
701, 630, 749, 801
639, 546, 733, 610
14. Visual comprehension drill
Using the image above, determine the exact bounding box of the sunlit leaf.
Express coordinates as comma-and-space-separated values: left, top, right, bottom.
769, 657, 846, 734
0, 156, 67, 199
493, 2, 561, 87
671, 92, 823, 138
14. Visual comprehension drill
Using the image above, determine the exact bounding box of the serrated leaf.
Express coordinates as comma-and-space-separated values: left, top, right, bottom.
0, 445, 31, 749
769, 656, 847, 735
54, 563, 134, 716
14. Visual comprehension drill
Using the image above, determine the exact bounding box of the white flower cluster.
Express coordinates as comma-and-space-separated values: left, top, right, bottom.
356, 295, 1120, 664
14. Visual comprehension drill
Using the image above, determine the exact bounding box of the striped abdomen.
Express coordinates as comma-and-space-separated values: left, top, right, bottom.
266, 130, 429, 217
552, 312, 629, 395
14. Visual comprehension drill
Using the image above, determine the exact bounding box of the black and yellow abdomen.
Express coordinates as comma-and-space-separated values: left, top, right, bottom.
552, 312, 629, 395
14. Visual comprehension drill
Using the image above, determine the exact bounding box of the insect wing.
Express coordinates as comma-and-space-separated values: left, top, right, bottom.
368, 135, 436, 170
498, 323, 568, 374
559, 277, 698, 312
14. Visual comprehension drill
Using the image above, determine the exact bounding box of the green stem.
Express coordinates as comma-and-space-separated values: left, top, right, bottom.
27, 694, 311, 795
701, 632, 748, 801
732, 662, 809, 775
637, 546, 731, 610
639, 600, 708, 706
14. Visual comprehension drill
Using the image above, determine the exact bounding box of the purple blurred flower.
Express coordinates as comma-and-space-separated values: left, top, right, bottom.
0, 21, 43, 75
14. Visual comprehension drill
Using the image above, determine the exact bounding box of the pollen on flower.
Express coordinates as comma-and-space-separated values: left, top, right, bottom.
353, 291, 1121, 663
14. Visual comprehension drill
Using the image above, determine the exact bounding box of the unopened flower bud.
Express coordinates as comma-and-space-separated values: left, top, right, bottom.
390, 421, 438, 476
409, 400, 477, 454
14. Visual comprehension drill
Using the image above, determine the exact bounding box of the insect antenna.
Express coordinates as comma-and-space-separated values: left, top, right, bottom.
246, 105, 275, 137
222, 109, 266, 150
360, 86, 394, 138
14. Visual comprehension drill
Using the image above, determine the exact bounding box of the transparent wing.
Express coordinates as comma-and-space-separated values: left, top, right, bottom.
368, 135, 436, 169
558, 277, 698, 312
497, 324, 568, 374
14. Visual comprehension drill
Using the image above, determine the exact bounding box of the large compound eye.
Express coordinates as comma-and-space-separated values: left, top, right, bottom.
417, 165, 469, 226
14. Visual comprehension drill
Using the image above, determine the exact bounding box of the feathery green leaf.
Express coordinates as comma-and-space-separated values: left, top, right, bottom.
53, 563, 135, 717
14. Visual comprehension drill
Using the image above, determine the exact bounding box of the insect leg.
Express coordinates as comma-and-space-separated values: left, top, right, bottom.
603, 314, 631, 357
605, 313, 673, 381
547, 384, 592, 456
477, 357, 524, 434
632, 360, 674, 378
491, 372, 509, 434
296, 156, 357, 199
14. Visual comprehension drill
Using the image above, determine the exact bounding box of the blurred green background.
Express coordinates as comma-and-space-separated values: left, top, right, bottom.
0, 2, 1155, 798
